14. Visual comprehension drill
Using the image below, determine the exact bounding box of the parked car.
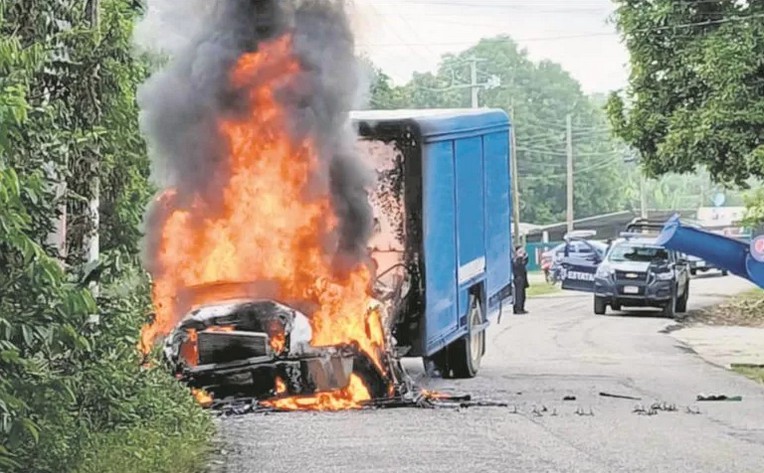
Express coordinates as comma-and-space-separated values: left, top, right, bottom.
687, 254, 728, 276
542, 234, 608, 285
163, 289, 371, 400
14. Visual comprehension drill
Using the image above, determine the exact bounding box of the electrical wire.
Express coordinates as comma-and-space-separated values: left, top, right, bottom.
359, 13, 764, 48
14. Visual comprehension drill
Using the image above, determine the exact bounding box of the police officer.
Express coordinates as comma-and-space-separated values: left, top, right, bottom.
513, 246, 529, 314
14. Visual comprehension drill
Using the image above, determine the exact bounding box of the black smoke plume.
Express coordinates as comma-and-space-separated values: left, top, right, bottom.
134, 0, 374, 277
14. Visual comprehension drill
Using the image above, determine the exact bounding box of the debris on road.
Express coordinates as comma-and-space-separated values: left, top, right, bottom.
574, 407, 594, 416
562, 395, 577, 401
697, 394, 743, 402
599, 391, 642, 401
633, 403, 698, 416
650, 402, 678, 412
633, 405, 657, 416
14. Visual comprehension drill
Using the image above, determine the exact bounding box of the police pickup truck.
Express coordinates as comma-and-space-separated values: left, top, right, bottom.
592, 219, 690, 318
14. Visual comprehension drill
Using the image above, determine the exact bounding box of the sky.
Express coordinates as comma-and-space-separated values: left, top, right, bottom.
351, 0, 630, 94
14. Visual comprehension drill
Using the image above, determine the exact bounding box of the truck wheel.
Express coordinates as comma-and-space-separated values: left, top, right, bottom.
594, 296, 607, 315
676, 283, 689, 313
445, 296, 484, 379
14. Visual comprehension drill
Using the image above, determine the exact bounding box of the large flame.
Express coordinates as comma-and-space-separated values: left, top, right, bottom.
262, 374, 371, 411
140, 34, 386, 409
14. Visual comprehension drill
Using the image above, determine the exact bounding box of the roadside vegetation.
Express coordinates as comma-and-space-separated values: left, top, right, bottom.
685, 289, 764, 327
527, 280, 561, 298
0, 2, 212, 472
607, 0, 764, 214
733, 365, 764, 385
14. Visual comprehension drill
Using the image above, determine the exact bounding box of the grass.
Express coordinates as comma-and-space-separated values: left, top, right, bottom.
527, 283, 561, 298
75, 423, 213, 473
686, 288, 764, 327
732, 365, 764, 385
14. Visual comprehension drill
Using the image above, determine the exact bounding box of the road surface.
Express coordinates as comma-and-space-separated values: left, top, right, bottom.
217, 275, 764, 473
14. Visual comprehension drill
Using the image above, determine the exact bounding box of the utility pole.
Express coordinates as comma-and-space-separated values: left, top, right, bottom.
566, 114, 574, 233
85, 0, 101, 295
469, 58, 479, 108
417, 58, 498, 107
640, 175, 648, 219
467, 57, 489, 108
509, 107, 522, 244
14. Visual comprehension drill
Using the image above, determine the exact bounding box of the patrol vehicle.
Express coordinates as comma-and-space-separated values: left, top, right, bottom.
592, 219, 690, 318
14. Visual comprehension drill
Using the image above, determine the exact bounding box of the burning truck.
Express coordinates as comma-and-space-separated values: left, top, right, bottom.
135, 0, 514, 410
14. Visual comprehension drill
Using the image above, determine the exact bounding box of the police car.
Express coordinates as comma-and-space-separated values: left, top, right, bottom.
592, 219, 690, 318
556, 230, 608, 291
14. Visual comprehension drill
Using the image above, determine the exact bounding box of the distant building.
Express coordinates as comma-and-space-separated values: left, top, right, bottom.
524, 209, 696, 243
696, 206, 748, 239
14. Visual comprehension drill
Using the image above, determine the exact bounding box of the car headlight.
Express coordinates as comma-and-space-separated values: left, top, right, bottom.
596, 266, 613, 278
654, 270, 674, 281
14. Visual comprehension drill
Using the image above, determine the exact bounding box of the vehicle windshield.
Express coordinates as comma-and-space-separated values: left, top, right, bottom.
608, 243, 669, 263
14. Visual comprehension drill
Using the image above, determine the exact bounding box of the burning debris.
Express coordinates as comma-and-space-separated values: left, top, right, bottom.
134, 0, 403, 409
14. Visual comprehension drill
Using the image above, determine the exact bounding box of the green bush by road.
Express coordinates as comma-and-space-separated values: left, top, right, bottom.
0, 2, 213, 471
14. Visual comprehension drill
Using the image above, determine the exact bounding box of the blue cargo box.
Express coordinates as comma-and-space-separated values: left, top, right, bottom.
352, 109, 513, 376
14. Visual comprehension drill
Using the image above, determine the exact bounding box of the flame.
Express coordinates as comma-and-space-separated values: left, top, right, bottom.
179, 329, 199, 367
262, 374, 371, 411
192, 388, 213, 408
140, 34, 387, 409
206, 325, 235, 333
269, 332, 286, 353
274, 377, 287, 395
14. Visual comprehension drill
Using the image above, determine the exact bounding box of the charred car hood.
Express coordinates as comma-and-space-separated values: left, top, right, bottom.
163, 298, 389, 401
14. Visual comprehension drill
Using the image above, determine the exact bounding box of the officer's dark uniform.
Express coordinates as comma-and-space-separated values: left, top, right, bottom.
513, 249, 529, 314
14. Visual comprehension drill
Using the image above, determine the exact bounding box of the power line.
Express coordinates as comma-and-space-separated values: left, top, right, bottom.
519, 156, 622, 180
359, 13, 764, 48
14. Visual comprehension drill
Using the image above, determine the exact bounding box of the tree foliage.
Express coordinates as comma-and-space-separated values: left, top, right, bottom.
607, 0, 764, 186
369, 37, 633, 224
0, 1, 211, 471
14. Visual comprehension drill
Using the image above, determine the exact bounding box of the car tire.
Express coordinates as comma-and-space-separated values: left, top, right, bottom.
444, 296, 484, 379
721, 270, 729, 276
690, 269, 697, 276
423, 350, 448, 378
663, 292, 677, 318
676, 283, 689, 313
594, 296, 607, 315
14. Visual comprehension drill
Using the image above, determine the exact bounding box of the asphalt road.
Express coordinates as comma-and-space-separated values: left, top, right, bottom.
217, 275, 764, 473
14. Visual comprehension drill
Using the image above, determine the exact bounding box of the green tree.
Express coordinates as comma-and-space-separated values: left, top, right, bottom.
370, 37, 631, 224
0, 1, 211, 471
358, 56, 407, 110
607, 0, 764, 186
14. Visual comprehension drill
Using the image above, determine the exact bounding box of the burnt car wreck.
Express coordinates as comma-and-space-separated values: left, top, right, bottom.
163, 292, 391, 401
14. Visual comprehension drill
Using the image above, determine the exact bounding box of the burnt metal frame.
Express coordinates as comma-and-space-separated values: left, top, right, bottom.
355, 120, 426, 356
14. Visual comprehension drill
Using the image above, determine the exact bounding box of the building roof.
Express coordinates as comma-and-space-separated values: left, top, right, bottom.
527, 209, 697, 236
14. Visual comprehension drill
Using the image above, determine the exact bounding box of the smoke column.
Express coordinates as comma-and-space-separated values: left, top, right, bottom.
135, 0, 374, 277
